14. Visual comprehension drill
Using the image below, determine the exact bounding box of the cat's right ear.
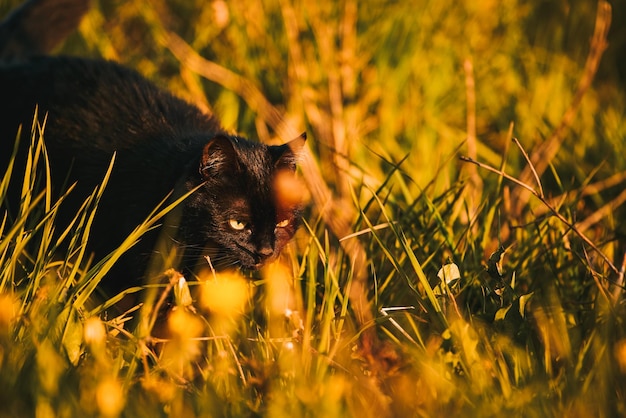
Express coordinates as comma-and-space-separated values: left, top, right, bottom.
287, 132, 307, 157
272, 132, 307, 171
199, 135, 239, 180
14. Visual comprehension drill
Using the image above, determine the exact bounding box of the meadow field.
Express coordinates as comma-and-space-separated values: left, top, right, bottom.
1, 0, 625, 416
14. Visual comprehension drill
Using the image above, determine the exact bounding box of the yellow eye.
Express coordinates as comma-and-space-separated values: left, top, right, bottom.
276, 219, 290, 228
228, 219, 246, 230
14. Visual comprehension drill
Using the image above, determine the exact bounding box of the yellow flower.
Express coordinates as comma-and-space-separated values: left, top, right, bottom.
96, 377, 125, 418
0, 293, 19, 334
274, 169, 308, 206
84, 316, 106, 347
167, 309, 203, 340
199, 270, 250, 316
616, 339, 626, 374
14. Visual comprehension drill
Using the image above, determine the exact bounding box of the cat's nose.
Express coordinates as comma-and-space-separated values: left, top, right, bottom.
257, 246, 274, 259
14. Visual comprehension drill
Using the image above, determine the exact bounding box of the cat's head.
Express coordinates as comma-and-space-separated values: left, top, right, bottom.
181, 133, 306, 271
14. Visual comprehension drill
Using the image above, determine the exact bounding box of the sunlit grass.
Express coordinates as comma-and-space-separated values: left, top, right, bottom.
2, 0, 626, 416
3, 119, 624, 417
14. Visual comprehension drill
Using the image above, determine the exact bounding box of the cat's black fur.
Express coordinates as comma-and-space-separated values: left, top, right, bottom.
0, 0, 305, 293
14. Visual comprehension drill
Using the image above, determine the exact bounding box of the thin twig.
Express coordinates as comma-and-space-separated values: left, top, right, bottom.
513, 137, 544, 198
161, 31, 289, 138
514, 0, 612, 213
531, 170, 626, 217
147, 269, 179, 332
580, 246, 613, 305
339, 222, 394, 242
612, 251, 626, 304
460, 155, 618, 274
576, 187, 626, 234
460, 58, 483, 221
380, 307, 419, 347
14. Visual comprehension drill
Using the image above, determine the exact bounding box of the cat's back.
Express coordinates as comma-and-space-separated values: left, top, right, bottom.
0, 55, 219, 152
0, 0, 222, 163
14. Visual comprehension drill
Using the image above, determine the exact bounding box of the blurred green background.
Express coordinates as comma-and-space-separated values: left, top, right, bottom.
1, 0, 625, 416
0, 0, 616, 191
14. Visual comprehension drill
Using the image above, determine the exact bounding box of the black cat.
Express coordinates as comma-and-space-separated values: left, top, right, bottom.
0, 0, 305, 293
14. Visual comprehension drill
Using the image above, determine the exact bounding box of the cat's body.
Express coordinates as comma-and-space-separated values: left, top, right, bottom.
0, 0, 304, 293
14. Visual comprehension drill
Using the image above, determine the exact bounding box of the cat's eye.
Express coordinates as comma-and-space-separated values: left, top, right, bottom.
276, 219, 290, 228
228, 219, 247, 231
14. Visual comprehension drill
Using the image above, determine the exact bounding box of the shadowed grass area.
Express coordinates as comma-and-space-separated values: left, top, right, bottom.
1, 0, 626, 417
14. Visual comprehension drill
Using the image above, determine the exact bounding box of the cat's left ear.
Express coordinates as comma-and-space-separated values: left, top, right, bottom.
199, 135, 239, 180
271, 132, 307, 171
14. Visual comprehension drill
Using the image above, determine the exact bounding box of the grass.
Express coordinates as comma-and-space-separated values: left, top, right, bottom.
1, 0, 626, 416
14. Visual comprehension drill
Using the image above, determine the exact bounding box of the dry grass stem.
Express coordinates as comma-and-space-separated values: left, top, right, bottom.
532, 170, 626, 217
460, 155, 618, 275
514, 0, 612, 213
513, 137, 544, 198
460, 58, 483, 222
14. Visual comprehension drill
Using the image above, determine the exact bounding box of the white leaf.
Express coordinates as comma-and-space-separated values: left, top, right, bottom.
437, 262, 461, 285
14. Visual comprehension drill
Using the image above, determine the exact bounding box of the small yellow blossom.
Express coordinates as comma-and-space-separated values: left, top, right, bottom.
167, 309, 203, 340
0, 293, 19, 334
96, 377, 125, 418
274, 170, 308, 206
84, 316, 106, 347
199, 270, 250, 316
616, 339, 626, 374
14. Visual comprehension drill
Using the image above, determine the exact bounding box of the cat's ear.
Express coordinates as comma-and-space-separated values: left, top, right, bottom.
199, 135, 239, 180
271, 132, 307, 171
